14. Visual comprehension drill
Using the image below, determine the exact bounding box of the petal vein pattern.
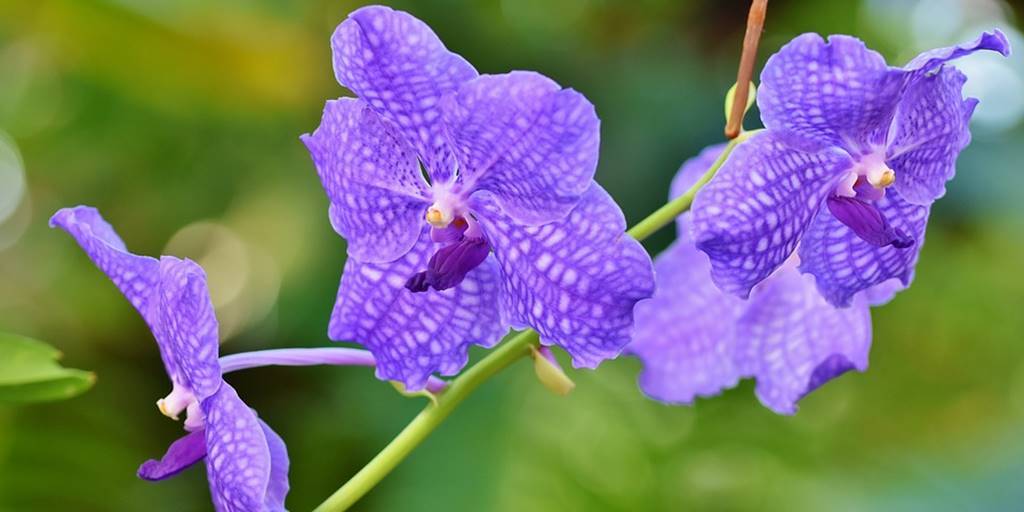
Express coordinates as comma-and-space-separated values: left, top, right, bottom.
302, 98, 430, 263
473, 185, 656, 368
443, 71, 600, 224
691, 131, 852, 297
331, 5, 478, 182
799, 188, 929, 307
203, 384, 272, 512
329, 226, 508, 391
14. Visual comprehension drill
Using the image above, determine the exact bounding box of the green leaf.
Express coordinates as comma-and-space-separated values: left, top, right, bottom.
724, 81, 757, 127
0, 333, 95, 404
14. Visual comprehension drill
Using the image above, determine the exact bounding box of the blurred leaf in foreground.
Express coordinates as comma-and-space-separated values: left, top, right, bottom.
0, 332, 95, 403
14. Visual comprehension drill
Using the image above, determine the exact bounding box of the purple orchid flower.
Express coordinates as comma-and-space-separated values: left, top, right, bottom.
302, 6, 655, 391
691, 31, 1010, 306
628, 146, 880, 414
50, 206, 289, 512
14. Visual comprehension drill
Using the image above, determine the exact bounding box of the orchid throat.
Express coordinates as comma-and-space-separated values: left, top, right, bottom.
406, 198, 491, 293
827, 153, 913, 249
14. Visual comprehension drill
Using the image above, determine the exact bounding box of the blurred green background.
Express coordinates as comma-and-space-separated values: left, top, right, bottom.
2, 0, 1023, 510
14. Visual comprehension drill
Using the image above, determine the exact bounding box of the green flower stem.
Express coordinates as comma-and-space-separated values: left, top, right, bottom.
313, 330, 540, 512
625, 130, 757, 241
314, 129, 759, 512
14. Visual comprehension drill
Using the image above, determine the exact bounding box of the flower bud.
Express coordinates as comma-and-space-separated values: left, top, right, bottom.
531, 346, 575, 396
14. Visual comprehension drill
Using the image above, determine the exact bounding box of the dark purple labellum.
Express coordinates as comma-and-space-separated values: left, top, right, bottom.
137, 429, 207, 481
826, 196, 914, 248
405, 271, 431, 292
405, 237, 490, 293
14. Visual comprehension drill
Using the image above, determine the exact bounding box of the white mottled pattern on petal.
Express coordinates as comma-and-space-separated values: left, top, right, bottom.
626, 241, 744, 403
888, 67, 976, 205
331, 5, 478, 182
49, 208, 160, 327
758, 33, 906, 155
691, 131, 852, 298
49, 207, 187, 382
473, 185, 656, 368
329, 226, 508, 391
799, 188, 929, 307
443, 72, 600, 225
303, 98, 430, 263
156, 257, 222, 402
735, 268, 871, 415
202, 384, 271, 512
257, 420, 289, 512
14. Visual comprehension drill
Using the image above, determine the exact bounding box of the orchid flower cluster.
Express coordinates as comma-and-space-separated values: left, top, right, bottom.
51, 4, 1009, 511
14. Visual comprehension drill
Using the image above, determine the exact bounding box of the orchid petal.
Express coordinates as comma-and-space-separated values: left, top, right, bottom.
156, 257, 222, 401
329, 226, 507, 391
302, 98, 430, 263
202, 384, 272, 512
444, 72, 600, 224
258, 420, 290, 512
472, 185, 655, 368
331, 5, 477, 182
758, 34, 905, 155
691, 131, 852, 298
627, 241, 744, 404
735, 268, 871, 414
903, 29, 1011, 78
799, 188, 929, 307
888, 67, 977, 204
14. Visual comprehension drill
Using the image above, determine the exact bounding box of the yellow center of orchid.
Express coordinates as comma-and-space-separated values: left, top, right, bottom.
867, 166, 896, 189
156, 398, 179, 420
426, 204, 454, 228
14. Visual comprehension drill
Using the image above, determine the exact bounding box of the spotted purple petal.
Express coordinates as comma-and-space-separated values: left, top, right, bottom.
888, 67, 977, 204
331, 5, 478, 182
137, 430, 207, 482
49, 207, 160, 316
799, 188, 929, 307
472, 185, 655, 368
442, 71, 600, 225
258, 420, 290, 512
903, 29, 1011, 78
734, 268, 871, 414
691, 131, 852, 298
155, 257, 222, 402
628, 238, 872, 413
50, 207, 185, 385
202, 383, 272, 512
757, 34, 906, 155
302, 97, 430, 263
329, 226, 507, 390
627, 241, 744, 404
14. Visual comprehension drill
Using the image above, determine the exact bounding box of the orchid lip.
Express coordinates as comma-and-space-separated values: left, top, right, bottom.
826, 196, 914, 249
406, 235, 490, 292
